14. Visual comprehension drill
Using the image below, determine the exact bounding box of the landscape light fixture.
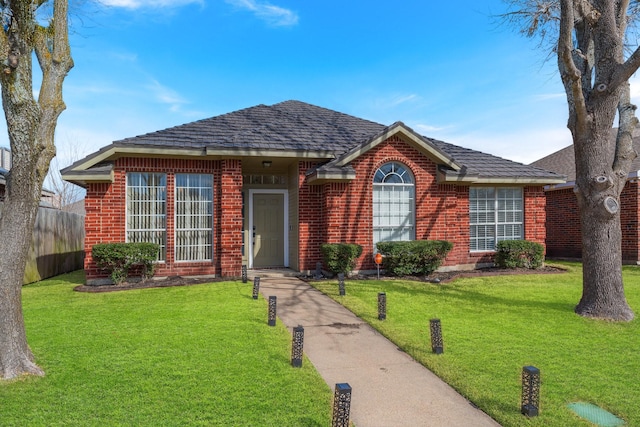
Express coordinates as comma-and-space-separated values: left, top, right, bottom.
332, 383, 352, 427
378, 292, 387, 320
338, 273, 345, 296
430, 318, 444, 354
291, 325, 304, 368
521, 366, 540, 417
252, 276, 260, 300
268, 296, 277, 326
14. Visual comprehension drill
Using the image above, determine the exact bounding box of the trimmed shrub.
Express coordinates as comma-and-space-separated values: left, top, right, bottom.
320, 243, 363, 275
494, 240, 544, 269
92, 242, 159, 284
376, 240, 453, 276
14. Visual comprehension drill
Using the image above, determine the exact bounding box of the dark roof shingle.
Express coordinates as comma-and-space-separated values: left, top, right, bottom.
66, 100, 565, 183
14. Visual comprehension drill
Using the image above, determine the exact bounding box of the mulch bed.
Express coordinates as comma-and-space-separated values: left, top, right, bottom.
74, 276, 226, 293
74, 265, 566, 293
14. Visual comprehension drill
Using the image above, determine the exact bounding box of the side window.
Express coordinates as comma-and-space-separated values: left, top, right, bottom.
175, 174, 214, 262
469, 187, 523, 251
126, 172, 167, 260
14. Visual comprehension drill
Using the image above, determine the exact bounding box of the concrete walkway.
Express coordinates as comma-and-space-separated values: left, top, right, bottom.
256, 275, 501, 427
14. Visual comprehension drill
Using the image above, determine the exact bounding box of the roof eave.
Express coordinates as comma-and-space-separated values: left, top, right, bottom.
437, 167, 566, 185
306, 170, 356, 185
60, 170, 115, 188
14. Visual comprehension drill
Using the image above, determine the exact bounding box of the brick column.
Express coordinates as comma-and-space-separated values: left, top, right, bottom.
219, 159, 243, 277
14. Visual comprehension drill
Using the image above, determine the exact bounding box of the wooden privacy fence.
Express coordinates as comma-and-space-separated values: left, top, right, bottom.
0, 202, 85, 284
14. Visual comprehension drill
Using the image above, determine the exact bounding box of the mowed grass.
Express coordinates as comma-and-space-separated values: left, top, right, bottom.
312, 262, 640, 427
1, 272, 332, 427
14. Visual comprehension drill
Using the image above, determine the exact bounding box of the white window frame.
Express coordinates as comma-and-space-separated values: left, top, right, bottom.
469, 187, 523, 252
126, 172, 167, 261
372, 162, 415, 249
174, 173, 214, 263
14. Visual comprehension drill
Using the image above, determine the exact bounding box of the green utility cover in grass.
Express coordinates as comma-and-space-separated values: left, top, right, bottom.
567, 402, 625, 426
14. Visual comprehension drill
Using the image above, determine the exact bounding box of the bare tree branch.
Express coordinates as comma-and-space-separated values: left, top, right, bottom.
558, 0, 589, 129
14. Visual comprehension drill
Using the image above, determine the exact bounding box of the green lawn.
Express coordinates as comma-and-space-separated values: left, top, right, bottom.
311, 262, 639, 427
0, 272, 332, 427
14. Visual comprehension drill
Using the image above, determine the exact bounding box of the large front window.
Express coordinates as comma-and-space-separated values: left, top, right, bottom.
470, 187, 523, 251
127, 173, 167, 260
373, 162, 415, 247
175, 174, 213, 262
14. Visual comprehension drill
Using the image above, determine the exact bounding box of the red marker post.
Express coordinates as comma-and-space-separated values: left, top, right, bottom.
374, 252, 383, 279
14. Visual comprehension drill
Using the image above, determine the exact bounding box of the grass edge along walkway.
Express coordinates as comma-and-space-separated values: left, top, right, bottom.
1, 271, 333, 427
309, 262, 640, 427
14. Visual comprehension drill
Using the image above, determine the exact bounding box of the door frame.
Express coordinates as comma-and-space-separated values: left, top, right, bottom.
248, 189, 289, 268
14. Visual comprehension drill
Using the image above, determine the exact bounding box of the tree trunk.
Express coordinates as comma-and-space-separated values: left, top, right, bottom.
0, 0, 73, 379
555, 0, 636, 322
0, 198, 44, 378
577, 200, 634, 320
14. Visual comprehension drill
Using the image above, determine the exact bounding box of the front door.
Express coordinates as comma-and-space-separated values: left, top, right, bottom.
252, 193, 285, 268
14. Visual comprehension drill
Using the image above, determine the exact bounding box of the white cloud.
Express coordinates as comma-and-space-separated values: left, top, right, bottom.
532, 93, 565, 101
412, 123, 448, 134
389, 94, 419, 107
437, 127, 573, 165
100, 0, 203, 9
225, 0, 299, 27
145, 79, 188, 111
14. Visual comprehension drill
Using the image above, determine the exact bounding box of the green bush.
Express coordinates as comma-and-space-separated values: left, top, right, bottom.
320, 243, 363, 275
494, 240, 544, 269
92, 242, 159, 284
376, 240, 453, 276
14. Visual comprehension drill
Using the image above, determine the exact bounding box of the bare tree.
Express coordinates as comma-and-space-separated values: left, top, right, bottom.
46, 141, 85, 210
0, 0, 73, 379
504, 0, 639, 321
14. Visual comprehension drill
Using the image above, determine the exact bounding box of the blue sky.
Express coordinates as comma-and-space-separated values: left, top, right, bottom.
11, 0, 638, 168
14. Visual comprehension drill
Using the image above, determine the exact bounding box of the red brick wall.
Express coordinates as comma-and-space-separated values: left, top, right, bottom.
218, 159, 243, 277
84, 158, 245, 282
298, 161, 322, 272
84, 143, 551, 280
546, 181, 640, 262
621, 181, 640, 262
298, 136, 549, 271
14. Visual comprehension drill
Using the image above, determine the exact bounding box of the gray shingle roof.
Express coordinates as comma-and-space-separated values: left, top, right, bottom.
530, 127, 640, 182
114, 100, 386, 154
65, 100, 565, 184
431, 139, 563, 179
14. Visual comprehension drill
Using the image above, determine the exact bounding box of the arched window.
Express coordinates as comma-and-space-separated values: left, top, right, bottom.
372, 162, 415, 248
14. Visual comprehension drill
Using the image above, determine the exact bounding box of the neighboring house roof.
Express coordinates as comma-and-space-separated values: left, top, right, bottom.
530, 126, 640, 183
62, 100, 565, 187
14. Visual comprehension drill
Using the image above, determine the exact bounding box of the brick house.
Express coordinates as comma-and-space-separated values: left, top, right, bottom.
62, 101, 564, 284
531, 134, 640, 263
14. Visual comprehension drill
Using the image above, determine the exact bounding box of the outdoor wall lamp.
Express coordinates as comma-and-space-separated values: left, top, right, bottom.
262, 160, 272, 168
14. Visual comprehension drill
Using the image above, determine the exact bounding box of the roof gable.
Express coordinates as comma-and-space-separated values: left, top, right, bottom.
330, 121, 460, 170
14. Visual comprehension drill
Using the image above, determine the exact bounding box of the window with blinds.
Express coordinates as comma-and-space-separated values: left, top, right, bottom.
469, 187, 523, 251
175, 174, 213, 262
126, 173, 167, 261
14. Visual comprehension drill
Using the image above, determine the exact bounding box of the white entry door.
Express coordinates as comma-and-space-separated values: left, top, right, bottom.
249, 190, 288, 268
